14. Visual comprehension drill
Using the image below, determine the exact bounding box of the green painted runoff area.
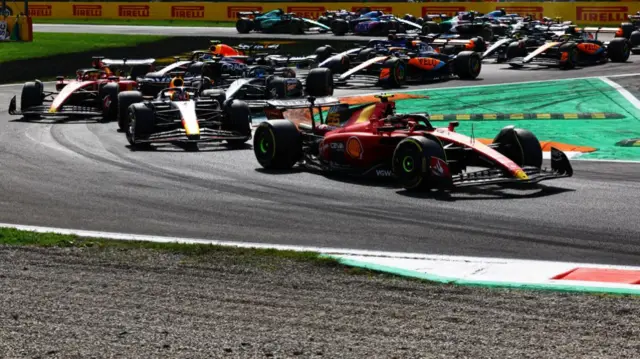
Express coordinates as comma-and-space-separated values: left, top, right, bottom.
392, 78, 640, 161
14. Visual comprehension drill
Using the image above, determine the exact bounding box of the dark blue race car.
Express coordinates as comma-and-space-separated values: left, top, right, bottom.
330, 10, 423, 36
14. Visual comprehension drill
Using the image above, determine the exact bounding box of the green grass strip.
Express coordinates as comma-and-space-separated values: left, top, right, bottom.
0, 32, 166, 63
34, 18, 235, 27
0, 227, 338, 266
329, 256, 640, 296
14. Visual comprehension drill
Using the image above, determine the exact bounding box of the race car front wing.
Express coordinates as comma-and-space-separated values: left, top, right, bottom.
9, 96, 102, 117
134, 127, 250, 144
452, 148, 573, 187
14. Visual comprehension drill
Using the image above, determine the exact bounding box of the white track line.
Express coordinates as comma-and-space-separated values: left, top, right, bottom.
2, 222, 639, 270
599, 76, 640, 111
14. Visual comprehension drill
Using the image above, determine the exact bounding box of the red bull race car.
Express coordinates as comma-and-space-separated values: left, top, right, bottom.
253, 95, 573, 191
118, 77, 252, 151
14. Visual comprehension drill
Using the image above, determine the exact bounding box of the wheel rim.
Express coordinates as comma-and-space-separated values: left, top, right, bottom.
127, 110, 136, 145
255, 127, 276, 163
259, 137, 269, 154
395, 63, 406, 82
469, 56, 481, 76
402, 156, 415, 173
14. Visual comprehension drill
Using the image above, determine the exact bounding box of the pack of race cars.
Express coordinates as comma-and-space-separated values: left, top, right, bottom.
7, 10, 640, 192
236, 7, 640, 48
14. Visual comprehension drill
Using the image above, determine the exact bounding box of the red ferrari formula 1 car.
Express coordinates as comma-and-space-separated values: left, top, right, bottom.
8, 57, 155, 122
254, 95, 573, 190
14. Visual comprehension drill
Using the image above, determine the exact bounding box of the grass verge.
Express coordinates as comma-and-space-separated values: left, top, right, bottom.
0, 227, 339, 266
0, 32, 166, 63
34, 18, 235, 27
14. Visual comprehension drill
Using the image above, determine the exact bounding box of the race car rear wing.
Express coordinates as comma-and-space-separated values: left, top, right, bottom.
265, 96, 341, 109
582, 26, 622, 35
423, 14, 450, 22
236, 43, 280, 52
237, 11, 262, 18
430, 38, 475, 47
101, 58, 156, 66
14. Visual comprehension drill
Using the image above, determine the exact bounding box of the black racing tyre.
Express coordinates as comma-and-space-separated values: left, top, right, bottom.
21, 81, 43, 120
620, 23, 635, 39
422, 21, 440, 35
305, 68, 334, 97
331, 19, 349, 36
320, 54, 350, 74
126, 103, 156, 149
481, 25, 493, 42
236, 19, 253, 34
493, 25, 506, 37
314, 45, 337, 63
358, 48, 377, 61
469, 36, 486, 52
392, 135, 448, 191
223, 100, 252, 148
630, 31, 640, 47
558, 43, 578, 70
454, 51, 482, 80
201, 89, 226, 107
99, 83, 119, 123
253, 120, 302, 169
608, 37, 631, 63
505, 41, 526, 61
403, 14, 416, 23
266, 77, 287, 99
185, 62, 204, 77
289, 18, 304, 35
380, 58, 406, 88
117, 91, 143, 131
317, 16, 330, 27
493, 126, 542, 168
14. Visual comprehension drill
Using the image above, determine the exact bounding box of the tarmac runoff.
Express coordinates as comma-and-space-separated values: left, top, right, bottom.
3, 222, 640, 296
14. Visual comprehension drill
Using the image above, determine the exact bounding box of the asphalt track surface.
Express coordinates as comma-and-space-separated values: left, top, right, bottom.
3, 26, 640, 265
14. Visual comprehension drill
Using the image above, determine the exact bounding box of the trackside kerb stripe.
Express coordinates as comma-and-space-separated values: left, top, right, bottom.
330, 257, 640, 296
2, 222, 640, 295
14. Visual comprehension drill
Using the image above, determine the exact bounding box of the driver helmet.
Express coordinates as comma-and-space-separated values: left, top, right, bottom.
170, 90, 189, 101
499, 8, 506, 16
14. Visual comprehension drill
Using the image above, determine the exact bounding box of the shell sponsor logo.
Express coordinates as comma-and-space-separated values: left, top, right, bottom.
287, 6, 325, 19
576, 6, 628, 23
346, 136, 363, 159
29, 4, 52, 17
227, 6, 262, 19
421, 6, 465, 18
499, 6, 543, 20
118, 5, 150, 18
73, 5, 101, 17
171, 6, 204, 19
